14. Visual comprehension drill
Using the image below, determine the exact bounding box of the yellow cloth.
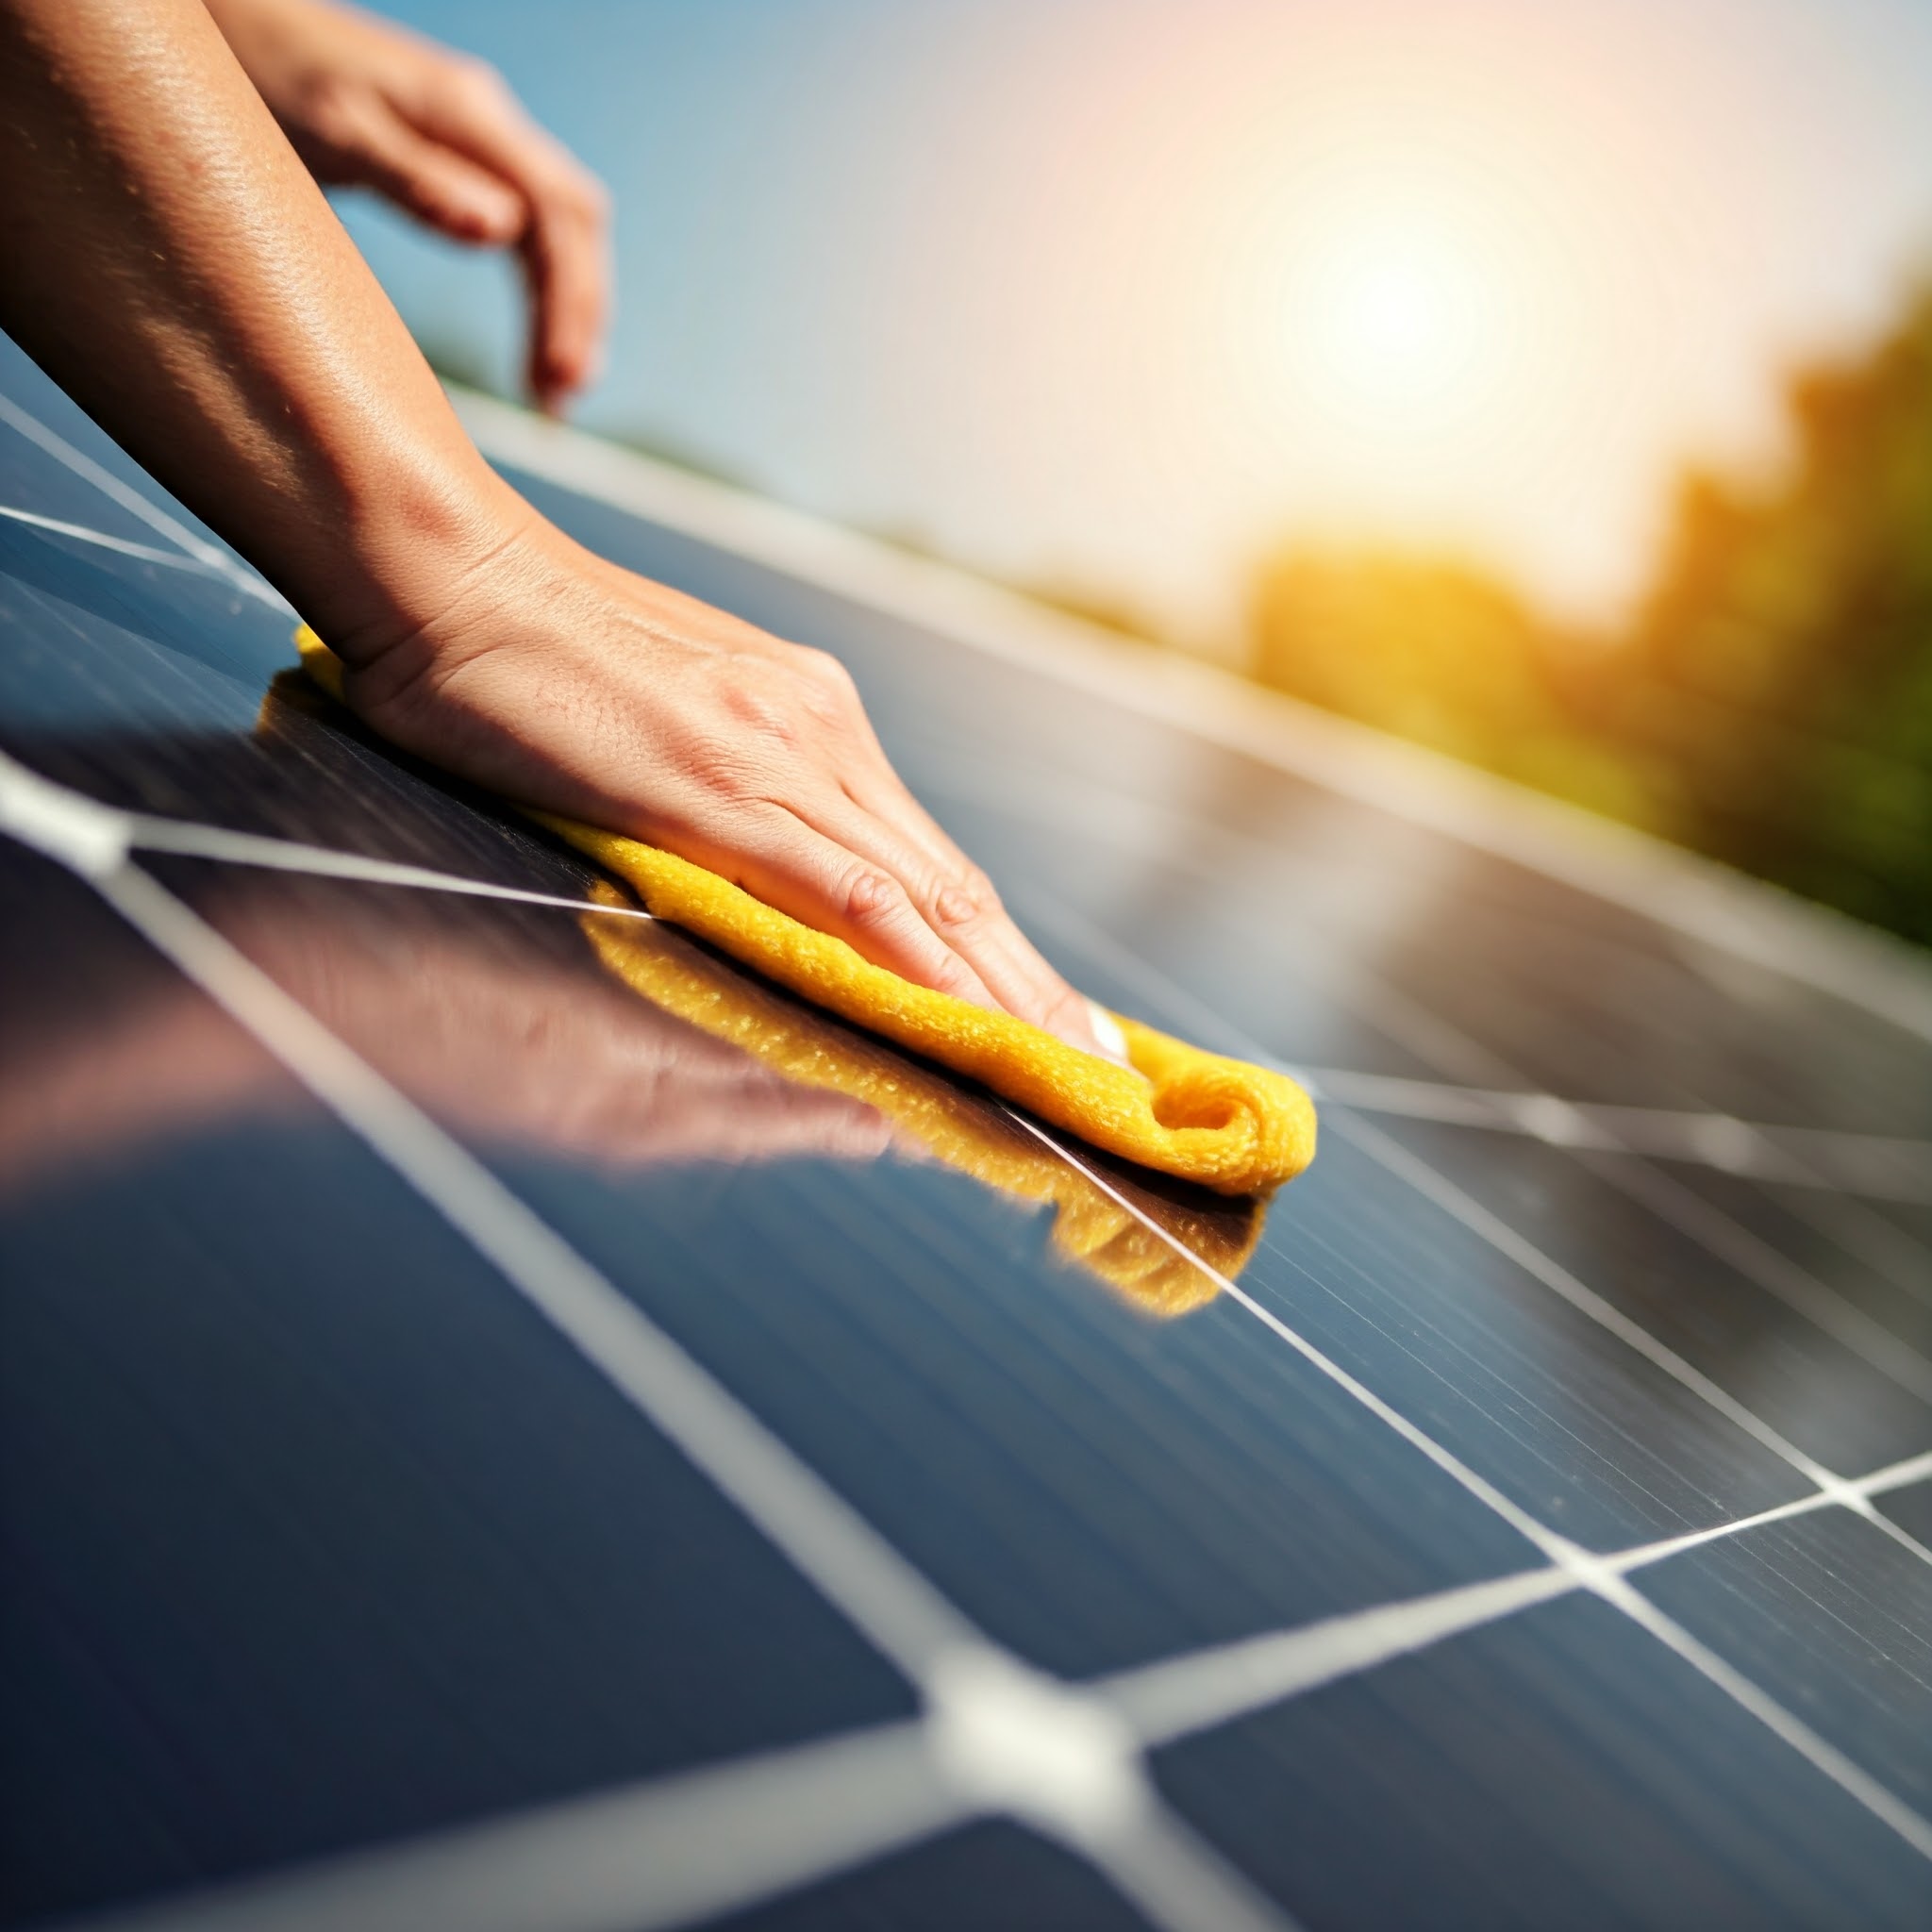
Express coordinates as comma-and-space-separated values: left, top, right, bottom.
294, 625, 1315, 1195
579, 890, 1262, 1314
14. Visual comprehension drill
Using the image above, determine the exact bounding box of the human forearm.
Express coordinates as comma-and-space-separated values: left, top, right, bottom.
0, 0, 1113, 1057
0, 0, 520, 658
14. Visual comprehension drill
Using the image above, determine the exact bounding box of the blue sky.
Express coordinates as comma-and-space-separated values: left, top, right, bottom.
344, 0, 1932, 651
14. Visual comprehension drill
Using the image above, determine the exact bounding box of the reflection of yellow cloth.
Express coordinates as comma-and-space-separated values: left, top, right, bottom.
294, 626, 1315, 1195
581, 890, 1261, 1315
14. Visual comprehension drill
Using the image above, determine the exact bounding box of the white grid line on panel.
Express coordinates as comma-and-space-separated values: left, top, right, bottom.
1301, 1066, 1932, 1207
125, 812, 657, 921
1567, 1145, 1932, 1401
63, 1436, 1932, 1932
1028, 896, 1932, 1498
1333, 1108, 1846, 1488
9, 391, 1931, 1919
0, 403, 289, 608
69, 1721, 956, 1932
31, 836, 1296, 1932
0, 503, 224, 575
1096, 1444, 1932, 1753
1016, 1118, 1932, 1864
113, 806, 1932, 1211
33, 759, 1927, 1526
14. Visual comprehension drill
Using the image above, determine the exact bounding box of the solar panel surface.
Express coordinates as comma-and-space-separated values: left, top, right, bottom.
1, 326, 1929, 1931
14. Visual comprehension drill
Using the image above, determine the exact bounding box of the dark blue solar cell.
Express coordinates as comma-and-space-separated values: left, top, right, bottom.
0, 846, 912, 1927
1879, 1478, 1932, 1547
5, 325, 1929, 1932
1150, 1589, 1932, 1932
1635, 1509, 1932, 1817
1341, 1119, 1932, 1477
130, 855, 1543, 1684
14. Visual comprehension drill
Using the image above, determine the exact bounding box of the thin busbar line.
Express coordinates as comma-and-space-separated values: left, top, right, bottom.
1569, 1142, 1932, 1401
1302, 1064, 1932, 1207
0, 502, 228, 575
0, 396, 288, 607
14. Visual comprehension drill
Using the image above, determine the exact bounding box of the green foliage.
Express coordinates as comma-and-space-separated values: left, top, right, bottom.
1250, 281, 1932, 946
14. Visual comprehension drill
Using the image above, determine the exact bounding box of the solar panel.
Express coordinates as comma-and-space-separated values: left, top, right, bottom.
2, 324, 1928, 1931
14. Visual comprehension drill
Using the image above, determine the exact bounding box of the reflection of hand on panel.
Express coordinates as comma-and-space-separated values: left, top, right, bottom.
0, 871, 894, 1200
218, 880, 899, 1170
581, 888, 1266, 1318
0, 857, 1260, 1316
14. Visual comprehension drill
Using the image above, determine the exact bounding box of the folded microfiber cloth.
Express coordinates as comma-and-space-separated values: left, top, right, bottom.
578, 885, 1265, 1312
294, 625, 1316, 1195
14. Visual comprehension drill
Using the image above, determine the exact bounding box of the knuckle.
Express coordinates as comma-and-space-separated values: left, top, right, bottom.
795, 645, 855, 691
790, 650, 859, 725
718, 676, 803, 748
934, 866, 999, 928
932, 879, 985, 931
841, 867, 910, 931
441, 56, 509, 116
303, 80, 363, 148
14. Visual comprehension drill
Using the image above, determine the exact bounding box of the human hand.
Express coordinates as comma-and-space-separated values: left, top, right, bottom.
338, 516, 1120, 1062
204, 0, 608, 410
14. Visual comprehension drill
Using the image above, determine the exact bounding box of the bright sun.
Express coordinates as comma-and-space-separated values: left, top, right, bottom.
1217, 128, 1601, 559
1298, 214, 1501, 427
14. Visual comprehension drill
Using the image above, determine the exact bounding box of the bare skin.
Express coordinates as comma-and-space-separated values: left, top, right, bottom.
0, 0, 1112, 1058
201, 0, 609, 410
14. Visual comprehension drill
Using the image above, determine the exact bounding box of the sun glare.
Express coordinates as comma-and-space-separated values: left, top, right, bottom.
1229, 154, 1584, 538
1306, 222, 1492, 417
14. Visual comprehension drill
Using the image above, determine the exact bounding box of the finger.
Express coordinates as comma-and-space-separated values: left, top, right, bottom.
750, 651, 1118, 1059
407, 64, 610, 405
838, 760, 977, 890
519, 181, 610, 409
795, 789, 1114, 1060
685, 806, 1008, 1017
318, 91, 525, 243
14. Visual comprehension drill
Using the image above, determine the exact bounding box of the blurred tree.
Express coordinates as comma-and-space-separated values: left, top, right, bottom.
1250, 279, 1932, 946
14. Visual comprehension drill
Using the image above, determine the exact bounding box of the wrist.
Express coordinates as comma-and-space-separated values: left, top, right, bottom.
285, 439, 541, 674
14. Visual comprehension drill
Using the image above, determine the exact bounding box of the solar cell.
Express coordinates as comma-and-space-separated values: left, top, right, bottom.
3, 323, 1930, 1930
